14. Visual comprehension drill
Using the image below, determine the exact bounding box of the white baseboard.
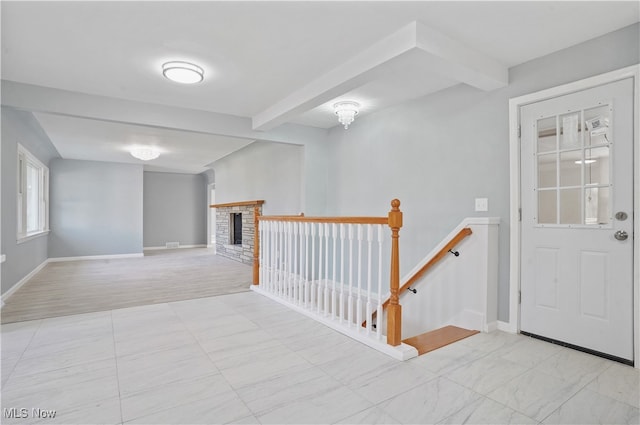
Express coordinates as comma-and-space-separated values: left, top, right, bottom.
48, 253, 144, 262
252, 285, 419, 361
485, 321, 498, 333
0, 258, 49, 308
143, 244, 207, 251
497, 320, 517, 333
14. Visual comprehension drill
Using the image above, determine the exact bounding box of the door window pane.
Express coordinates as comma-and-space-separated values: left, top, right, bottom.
584, 105, 610, 147
585, 187, 610, 225
537, 116, 556, 153
559, 188, 582, 224
560, 113, 581, 150
584, 146, 610, 186
538, 190, 557, 224
559, 150, 582, 187
537, 154, 556, 188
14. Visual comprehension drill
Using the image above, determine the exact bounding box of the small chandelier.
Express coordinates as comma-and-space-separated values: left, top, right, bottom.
130, 147, 160, 161
334, 101, 360, 129
162, 61, 204, 84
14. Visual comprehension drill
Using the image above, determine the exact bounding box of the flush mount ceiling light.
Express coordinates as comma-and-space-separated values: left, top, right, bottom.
574, 159, 597, 164
334, 101, 360, 129
162, 61, 204, 84
130, 147, 160, 161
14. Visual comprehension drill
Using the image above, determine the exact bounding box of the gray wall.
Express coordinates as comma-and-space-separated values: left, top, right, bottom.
1, 107, 60, 294
213, 141, 304, 215
323, 23, 640, 322
49, 159, 143, 258
143, 171, 207, 247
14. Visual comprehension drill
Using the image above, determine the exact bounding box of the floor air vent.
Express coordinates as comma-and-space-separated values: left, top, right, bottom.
165, 242, 180, 249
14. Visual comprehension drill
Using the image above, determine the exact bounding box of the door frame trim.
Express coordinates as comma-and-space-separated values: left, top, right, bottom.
508, 64, 640, 367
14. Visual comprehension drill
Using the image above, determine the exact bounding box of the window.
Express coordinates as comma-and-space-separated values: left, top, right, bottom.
17, 144, 49, 241
534, 103, 613, 227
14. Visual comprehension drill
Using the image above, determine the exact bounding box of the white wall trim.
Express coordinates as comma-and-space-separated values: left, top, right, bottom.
48, 253, 144, 262
508, 64, 640, 368
143, 244, 207, 251
252, 285, 419, 361
0, 258, 49, 308
497, 320, 517, 333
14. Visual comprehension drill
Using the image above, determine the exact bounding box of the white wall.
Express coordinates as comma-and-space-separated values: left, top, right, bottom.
213, 141, 305, 215
323, 23, 640, 322
1, 107, 60, 295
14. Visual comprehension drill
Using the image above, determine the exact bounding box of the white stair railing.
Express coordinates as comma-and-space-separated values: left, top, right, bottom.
259, 220, 385, 334
250, 201, 418, 361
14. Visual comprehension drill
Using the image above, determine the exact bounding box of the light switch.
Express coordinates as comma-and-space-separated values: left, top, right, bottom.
475, 198, 488, 212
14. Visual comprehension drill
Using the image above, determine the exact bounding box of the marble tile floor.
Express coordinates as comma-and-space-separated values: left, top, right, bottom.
1, 291, 638, 425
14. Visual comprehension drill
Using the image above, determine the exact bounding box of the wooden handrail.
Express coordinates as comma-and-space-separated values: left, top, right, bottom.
365, 227, 472, 327
258, 216, 388, 225
398, 227, 472, 296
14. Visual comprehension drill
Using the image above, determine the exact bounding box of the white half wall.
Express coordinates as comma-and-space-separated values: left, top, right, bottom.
398, 218, 500, 339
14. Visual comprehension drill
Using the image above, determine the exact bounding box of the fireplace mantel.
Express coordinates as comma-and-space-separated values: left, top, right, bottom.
210, 200, 264, 208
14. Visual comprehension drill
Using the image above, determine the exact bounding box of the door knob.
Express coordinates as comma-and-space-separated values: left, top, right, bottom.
614, 230, 629, 241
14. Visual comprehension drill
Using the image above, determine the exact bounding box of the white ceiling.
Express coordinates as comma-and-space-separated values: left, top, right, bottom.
2, 1, 638, 173
32, 113, 254, 174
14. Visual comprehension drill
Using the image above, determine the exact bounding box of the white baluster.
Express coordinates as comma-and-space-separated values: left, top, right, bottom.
273, 221, 282, 296
278, 221, 284, 297
272, 221, 277, 294
298, 222, 304, 306
324, 223, 330, 316
279, 221, 287, 299
356, 225, 363, 331
304, 222, 310, 308
317, 223, 323, 314
366, 224, 373, 335
376, 225, 383, 339
339, 223, 346, 324
331, 223, 337, 320
348, 224, 354, 327
287, 221, 293, 301
270, 221, 276, 293
293, 222, 299, 304
257, 221, 266, 289
311, 222, 316, 310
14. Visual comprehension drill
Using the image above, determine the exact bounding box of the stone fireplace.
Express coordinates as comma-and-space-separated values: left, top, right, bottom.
210, 200, 264, 265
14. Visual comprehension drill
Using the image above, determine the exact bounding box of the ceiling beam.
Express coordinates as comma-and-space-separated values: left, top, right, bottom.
0, 80, 328, 146
252, 21, 508, 131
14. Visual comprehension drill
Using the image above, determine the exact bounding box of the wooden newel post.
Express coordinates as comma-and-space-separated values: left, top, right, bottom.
387, 199, 403, 346
253, 206, 260, 285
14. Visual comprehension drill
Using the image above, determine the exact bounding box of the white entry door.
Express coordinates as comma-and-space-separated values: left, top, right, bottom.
520, 78, 634, 363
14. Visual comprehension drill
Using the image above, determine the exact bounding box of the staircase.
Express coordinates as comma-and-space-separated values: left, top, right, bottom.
251, 199, 499, 360
403, 325, 479, 355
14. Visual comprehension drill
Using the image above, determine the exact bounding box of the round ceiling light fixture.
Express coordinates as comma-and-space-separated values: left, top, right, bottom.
130, 146, 160, 161
162, 61, 204, 84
